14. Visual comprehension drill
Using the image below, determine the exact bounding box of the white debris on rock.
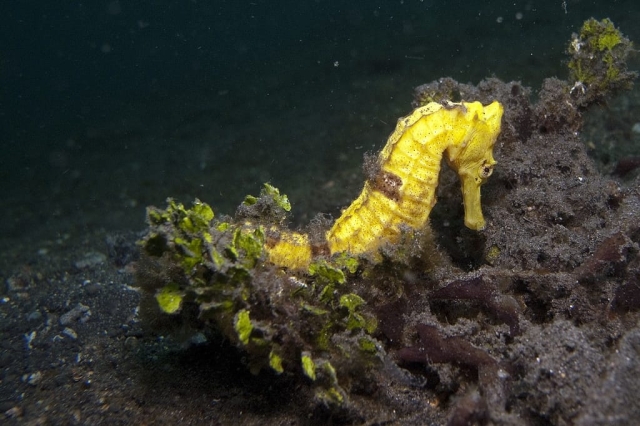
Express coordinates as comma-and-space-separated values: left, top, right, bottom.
59, 303, 91, 326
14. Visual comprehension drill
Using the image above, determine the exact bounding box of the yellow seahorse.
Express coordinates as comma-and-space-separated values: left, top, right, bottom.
265, 100, 504, 269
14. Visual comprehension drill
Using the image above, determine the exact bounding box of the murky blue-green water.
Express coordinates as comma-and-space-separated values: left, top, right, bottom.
2, 0, 638, 245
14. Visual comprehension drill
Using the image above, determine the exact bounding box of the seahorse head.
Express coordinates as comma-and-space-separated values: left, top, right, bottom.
447, 101, 504, 230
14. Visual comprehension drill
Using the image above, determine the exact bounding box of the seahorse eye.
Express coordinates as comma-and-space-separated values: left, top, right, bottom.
479, 164, 493, 179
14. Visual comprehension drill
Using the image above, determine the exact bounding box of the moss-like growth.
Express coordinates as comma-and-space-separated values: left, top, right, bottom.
567, 18, 637, 105
339, 293, 377, 333
237, 183, 292, 224
332, 252, 359, 274
413, 77, 462, 107
228, 226, 265, 268
269, 350, 284, 374
309, 260, 346, 285
485, 244, 501, 265
301, 353, 316, 380
155, 283, 183, 314
234, 309, 253, 345
136, 190, 384, 408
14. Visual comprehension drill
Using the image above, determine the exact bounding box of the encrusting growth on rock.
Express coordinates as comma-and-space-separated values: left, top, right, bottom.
568, 17, 637, 106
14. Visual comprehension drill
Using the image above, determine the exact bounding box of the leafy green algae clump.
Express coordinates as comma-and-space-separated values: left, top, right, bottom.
135, 185, 384, 407
568, 18, 637, 104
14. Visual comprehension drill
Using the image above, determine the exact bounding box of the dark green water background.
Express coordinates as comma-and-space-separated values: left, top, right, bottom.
2, 0, 639, 246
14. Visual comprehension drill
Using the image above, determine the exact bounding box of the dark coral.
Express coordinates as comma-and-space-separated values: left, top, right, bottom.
430, 275, 521, 336
576, 231, 636, 282
397, 324, 511, 425
397, 323, 498, 370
